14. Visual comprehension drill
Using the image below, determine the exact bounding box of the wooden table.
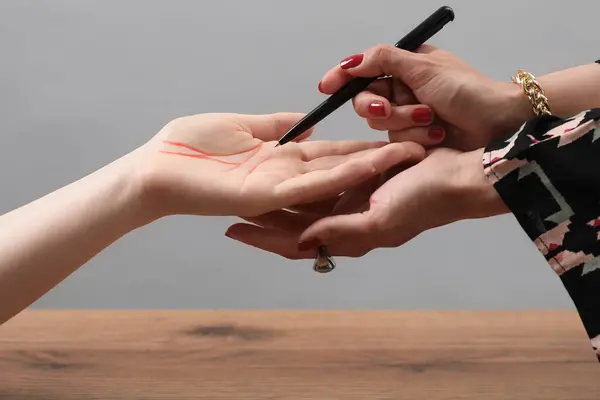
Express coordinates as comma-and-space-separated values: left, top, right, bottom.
0, 310, 598, 399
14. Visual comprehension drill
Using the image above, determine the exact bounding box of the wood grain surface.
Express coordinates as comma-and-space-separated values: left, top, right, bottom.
0, 310, 598, 399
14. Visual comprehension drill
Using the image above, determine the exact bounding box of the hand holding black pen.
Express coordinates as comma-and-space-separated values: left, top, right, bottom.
276, 6, 455, 146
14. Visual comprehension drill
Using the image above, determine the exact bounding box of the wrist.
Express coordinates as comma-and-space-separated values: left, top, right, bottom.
112, 152, 165, 228
451, 148, 509, 220
492, 81, 536, 140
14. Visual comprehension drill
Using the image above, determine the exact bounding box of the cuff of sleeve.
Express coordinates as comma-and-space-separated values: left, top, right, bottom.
482, 109, 600, 362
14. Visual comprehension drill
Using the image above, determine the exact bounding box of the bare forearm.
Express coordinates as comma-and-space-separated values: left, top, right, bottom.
0, 154, 149, 324
498, 63, 600, 136
539, 63, 600, 118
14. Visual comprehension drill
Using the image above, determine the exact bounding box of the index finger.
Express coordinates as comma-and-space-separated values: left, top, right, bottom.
318, 64, 392, 95
273, 142, 425, 209
318, 44, 432, 94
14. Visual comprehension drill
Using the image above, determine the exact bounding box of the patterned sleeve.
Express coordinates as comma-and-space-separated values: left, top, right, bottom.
482, 108, 600, 362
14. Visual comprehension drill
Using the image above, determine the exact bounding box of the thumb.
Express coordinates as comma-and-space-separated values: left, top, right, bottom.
297, 211, 379, 251
236, 113, 315, 142
339, 44, 432, 89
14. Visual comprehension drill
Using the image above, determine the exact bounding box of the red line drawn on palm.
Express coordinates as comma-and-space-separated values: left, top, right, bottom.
159, 140, 263, 169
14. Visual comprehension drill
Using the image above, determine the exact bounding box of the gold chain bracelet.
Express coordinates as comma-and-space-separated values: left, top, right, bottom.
511, 69, 552, 116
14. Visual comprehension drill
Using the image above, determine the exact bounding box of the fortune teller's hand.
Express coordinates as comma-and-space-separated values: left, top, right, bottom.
317, 44, 534, 151
224, 147, 508, 258
136, 112, 425, 219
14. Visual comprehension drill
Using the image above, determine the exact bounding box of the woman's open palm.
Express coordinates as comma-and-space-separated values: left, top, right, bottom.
139, 112, 425, 217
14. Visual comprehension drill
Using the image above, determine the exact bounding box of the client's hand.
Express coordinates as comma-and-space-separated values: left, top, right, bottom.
0, 111, 424, 324
224, 148, 508, 258
138, 112, 425, 218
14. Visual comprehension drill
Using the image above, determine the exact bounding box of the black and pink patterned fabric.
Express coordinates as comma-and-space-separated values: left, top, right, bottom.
483, 107, 600, 361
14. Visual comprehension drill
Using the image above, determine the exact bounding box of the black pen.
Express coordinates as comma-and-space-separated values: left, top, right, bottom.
276, 5, 455, 147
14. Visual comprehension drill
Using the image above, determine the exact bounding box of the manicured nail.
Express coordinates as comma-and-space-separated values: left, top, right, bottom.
298, 238, 321, 252
411, 107, 433, 124
369, 101, 386, 117
428, 127, 445, 141
340, 54, 364, 69
224, 230, 235, 239
318, 81, 324, 93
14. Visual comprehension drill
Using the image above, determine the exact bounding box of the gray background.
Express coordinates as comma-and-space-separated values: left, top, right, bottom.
0, 0, 596, 309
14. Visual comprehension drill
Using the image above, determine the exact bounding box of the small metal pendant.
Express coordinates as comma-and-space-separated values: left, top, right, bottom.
313, 245, 336, 274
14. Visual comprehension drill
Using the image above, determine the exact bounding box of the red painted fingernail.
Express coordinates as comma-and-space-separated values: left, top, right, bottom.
411, 107, 433, 124
224, 231, 234, 239
428, 127, 445, 140
298, 238, 321, 252
318, 81, 324, 93
369, 101, 386, 117
340, 54, 364, 69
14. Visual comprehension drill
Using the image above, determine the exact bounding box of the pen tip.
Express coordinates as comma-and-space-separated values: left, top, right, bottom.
274, 142, 281, 148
